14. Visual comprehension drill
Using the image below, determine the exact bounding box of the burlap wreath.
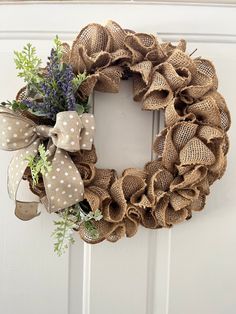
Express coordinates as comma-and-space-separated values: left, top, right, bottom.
4, 21, 232, 244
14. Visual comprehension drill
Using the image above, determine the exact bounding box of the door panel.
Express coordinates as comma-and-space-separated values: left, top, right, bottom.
168, 42, 236, 314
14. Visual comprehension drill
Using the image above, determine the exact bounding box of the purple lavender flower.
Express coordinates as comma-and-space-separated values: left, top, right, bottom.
22, 48, 77, 120
58, 64, 76, 111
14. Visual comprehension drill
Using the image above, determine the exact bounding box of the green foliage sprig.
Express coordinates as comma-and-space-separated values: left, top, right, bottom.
75, 99, 91, 115
52, 203, 103, 256
1, 100, 27, 111
25, 144, 52, 186
81, 210, 103, 239
52, 208, 76, 256
53, 35, 63, 61
72, 72, 87, 92
72, 72, 89, 114
14, 43, 42, 91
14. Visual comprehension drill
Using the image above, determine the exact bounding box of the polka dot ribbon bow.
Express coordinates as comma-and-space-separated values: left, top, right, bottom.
0, 107, 95, 220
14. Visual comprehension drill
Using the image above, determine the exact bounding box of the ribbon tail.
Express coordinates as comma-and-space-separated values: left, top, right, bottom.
15, 200, 40, 221
7, 139, 40, 201
43, 148, 85, 213
7, 139, 41, 220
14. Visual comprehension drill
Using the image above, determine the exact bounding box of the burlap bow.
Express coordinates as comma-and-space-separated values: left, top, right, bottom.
0, 107, 95, 220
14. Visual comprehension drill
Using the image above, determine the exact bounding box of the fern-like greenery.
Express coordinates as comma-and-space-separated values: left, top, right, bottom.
14, 36, 62, 90
14, 43, 42, 92
52, 208, 76, 256
25, 144, 52, 186
53, 35, 63, 61
52, 203, 103, 256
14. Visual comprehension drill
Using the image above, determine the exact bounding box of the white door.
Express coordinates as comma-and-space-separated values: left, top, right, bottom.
0, 2, 235, 314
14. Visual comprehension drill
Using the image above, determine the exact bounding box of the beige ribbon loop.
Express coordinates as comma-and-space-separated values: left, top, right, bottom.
0, 107, 37, 150
0, 108, 95, 219
47, 111, 95, 152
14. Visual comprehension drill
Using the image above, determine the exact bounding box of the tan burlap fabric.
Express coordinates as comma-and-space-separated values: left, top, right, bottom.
21, 20, 230, 243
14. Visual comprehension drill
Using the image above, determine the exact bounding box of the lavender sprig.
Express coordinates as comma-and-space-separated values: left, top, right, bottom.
18, 37, 89, 120
58, 64, 76, 111
23, 48, 76, 120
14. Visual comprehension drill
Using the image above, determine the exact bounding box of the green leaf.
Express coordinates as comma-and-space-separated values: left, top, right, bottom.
75, 104, 85, 115
1, 100, 28, 111
25, 144, 52, 186
72, 72, 87, 92
93, 209, 103, 221
84, 221, 99, 239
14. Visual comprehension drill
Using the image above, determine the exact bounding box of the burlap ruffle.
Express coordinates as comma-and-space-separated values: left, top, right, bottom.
20, 20, 230, 244
79, 117, 228, 243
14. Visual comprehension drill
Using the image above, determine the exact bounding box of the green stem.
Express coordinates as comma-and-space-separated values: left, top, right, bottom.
57, 208, 70, 254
